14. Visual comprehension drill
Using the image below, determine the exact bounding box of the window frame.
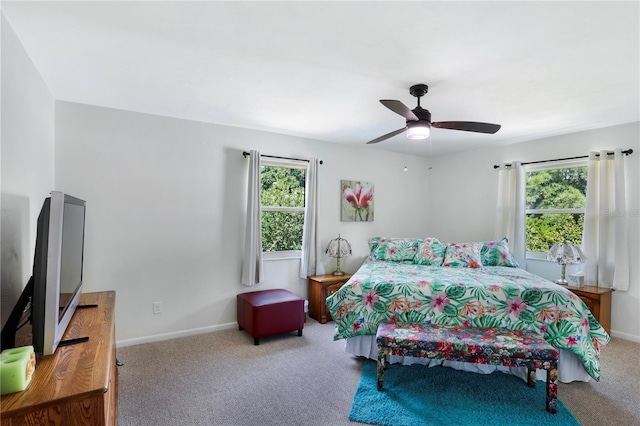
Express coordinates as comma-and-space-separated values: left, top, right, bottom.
260, 157, 307, 260
524, 159, 588, 259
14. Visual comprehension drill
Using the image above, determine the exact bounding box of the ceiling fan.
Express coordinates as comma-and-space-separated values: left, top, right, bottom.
366, 84, 501, 144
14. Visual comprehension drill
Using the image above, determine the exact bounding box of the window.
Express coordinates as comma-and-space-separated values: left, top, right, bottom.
260, 159, 306, 256
525, 161, 588, 255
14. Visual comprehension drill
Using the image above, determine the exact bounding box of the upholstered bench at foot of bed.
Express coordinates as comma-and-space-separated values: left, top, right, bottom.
237, 289, 305, 345
376, 321, 559, 414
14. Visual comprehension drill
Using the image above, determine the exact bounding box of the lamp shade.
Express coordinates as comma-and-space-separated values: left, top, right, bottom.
325, 234, 352, 258
406, 121, 431, 140
546, 241, 585, 285
546, 242, 585, 265
325, 234, 351, 276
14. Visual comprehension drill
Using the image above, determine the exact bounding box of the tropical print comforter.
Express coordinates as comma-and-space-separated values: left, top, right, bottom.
326, 260, 610, 380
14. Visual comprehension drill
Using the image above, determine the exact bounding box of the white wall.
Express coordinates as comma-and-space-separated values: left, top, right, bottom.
0, 16, 55, 326
54, 102, 432, 344
429, 122, 640, 341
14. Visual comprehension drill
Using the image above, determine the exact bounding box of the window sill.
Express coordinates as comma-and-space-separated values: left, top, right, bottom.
263, 251, 302, 261
526, 252, 548, 261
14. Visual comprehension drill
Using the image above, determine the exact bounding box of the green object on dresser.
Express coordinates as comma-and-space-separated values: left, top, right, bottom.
0, 346, 35, 395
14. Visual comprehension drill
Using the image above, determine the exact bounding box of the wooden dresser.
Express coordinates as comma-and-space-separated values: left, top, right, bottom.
1, 291, 117, 425
568, 286, 612, 335
308, 274, 352, 324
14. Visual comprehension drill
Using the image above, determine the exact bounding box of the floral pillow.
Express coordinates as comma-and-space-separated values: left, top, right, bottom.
368, 237, 420, 261
443, 242, 482, 268
480, 237, 520, 267
414, 237, 447, 266
367, 236, 385, 256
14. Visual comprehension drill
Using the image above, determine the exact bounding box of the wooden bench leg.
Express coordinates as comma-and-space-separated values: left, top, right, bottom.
377, 348, 387, 391
527, 367, 536, 388
546, 366, 558, 414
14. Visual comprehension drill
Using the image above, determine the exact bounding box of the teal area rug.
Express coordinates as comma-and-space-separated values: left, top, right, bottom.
349, 361, 579, 426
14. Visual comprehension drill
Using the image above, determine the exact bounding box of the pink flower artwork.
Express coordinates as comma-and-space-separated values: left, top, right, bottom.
341, 180, 374, 221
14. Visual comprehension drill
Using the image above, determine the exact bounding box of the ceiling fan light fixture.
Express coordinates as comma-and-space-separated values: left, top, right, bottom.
406, 121, 430, 140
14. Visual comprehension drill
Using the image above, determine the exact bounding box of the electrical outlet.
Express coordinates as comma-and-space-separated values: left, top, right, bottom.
152, 302, 162, 314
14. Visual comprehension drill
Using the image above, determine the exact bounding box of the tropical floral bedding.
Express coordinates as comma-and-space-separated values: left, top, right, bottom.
326, 259, 610, 380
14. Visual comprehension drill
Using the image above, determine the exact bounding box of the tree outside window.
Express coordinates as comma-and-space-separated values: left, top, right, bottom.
525, 164, 588, 253
260, 163, 306, 253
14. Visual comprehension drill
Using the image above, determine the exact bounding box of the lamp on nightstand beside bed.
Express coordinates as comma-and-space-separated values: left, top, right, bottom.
326, 234, 352, 276
546, 241, 585, 286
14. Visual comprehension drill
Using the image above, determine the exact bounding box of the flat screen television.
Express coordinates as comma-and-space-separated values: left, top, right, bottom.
1, 191, 87, 356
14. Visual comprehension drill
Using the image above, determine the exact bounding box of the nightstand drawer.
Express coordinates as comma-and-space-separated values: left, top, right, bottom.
308, 274, 352, 324
578, 296, 595, 312
326, 282, 345, 297
568, 286, 612, 335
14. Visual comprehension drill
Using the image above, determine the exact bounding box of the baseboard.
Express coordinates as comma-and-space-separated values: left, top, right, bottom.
610, 329, 640, 343
115, 321, 238, 348
115, 322, 640, 348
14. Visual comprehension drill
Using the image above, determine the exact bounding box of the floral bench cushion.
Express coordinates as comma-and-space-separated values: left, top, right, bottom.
376, 322, 559, 364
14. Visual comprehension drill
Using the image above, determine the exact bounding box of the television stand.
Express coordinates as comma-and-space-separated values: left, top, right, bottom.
0, 291, 117, 426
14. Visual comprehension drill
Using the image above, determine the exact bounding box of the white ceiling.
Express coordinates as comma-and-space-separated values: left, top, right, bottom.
2, 1, 639, 157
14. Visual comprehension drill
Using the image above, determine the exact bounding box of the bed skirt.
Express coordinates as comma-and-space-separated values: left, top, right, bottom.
344, 335, 591, 383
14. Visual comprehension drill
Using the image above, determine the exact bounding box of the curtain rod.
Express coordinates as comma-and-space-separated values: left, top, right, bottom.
242, 151, 323, 165
493, 149, 633, 169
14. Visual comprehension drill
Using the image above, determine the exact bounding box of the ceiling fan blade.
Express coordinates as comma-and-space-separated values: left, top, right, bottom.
366, 127, 407, 144
432, 121, 501, 134
380, 100, 419, 121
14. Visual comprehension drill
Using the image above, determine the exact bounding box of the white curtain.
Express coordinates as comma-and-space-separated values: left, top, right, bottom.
496, 161, 526, 266
299, 158, 321, 278
241, 150, 264, 286
582, 149, 629, 290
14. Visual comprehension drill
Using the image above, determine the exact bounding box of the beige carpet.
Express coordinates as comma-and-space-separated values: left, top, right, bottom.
117, 318, 640, 426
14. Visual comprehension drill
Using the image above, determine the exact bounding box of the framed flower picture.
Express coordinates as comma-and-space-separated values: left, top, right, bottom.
341, 180, 374, 222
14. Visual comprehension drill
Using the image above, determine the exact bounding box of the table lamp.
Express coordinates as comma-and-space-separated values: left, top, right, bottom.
546, 241, 585, 285
325, 234, 352, 276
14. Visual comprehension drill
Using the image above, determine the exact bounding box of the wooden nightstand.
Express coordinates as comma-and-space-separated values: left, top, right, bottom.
568, 286, 613, 335
308, 273, 352, 324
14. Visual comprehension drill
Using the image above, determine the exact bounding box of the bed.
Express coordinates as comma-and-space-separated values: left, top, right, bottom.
325, 237, 610, 383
